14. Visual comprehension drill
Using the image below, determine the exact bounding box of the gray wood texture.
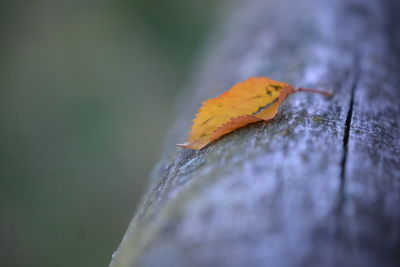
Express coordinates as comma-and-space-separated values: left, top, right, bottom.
110, 0, 400, 266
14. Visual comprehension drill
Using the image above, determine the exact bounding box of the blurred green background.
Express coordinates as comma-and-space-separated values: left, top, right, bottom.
0, 1, 220, 266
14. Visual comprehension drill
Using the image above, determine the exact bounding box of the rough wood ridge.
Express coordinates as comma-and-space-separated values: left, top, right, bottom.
110, 0, 400, 266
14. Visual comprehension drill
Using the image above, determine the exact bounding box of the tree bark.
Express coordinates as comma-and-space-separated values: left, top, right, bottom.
110, 0, 400, 266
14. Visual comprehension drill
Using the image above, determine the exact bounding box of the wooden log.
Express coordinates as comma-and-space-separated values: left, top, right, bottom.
109, 0, 400, 266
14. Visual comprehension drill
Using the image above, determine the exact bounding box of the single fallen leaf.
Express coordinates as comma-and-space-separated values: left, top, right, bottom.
177, 77, 331, 150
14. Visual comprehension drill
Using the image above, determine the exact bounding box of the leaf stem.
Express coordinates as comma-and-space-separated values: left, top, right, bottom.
296, 87, 333, 97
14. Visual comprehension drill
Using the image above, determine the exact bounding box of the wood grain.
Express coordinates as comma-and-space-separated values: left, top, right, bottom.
110, 0, 400, 266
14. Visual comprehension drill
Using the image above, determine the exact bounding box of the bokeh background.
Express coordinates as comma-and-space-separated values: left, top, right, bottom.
0, 1, 221, 266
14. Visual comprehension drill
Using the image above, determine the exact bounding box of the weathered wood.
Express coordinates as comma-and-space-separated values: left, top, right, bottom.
110, 0, 400, 266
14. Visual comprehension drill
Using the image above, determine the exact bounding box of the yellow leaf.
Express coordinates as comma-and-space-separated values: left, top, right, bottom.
177, 77, 331, 150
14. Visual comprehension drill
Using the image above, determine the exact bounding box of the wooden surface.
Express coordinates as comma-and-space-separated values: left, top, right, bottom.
110, 0, 400, 266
